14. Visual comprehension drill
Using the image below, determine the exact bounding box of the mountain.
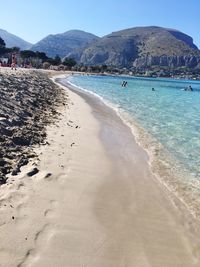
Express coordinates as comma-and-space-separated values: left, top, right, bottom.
31, 30, 99, 58
0, 29, 32, 50
67, 26, 200, 68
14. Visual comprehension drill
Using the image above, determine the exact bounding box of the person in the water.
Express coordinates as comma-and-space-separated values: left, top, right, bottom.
183, 85, 193, 91
121, 81, 127, 87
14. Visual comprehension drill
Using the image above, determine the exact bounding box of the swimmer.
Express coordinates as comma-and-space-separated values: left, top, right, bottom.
121, 81, 127, 87
182, 85, 193, 91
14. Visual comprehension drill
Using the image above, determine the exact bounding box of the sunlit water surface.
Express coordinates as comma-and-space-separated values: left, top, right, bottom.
66, 74, 200, 216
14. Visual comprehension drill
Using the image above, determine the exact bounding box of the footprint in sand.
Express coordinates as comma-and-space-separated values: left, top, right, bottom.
44, 209, 55, 219
17, 182, 25, 190
34, 224, 53, 243
15, 203, 29, 226
17, 224, 56, 267
16, 249, 37, 267
56, 172, 72, 186
0, 191, 27, 209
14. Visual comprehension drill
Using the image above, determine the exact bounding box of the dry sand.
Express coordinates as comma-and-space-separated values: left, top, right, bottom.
0, 72, 200, 266
0, 68, 65, 183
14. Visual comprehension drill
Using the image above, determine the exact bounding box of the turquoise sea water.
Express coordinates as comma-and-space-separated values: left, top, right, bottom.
66, 74, 200, 214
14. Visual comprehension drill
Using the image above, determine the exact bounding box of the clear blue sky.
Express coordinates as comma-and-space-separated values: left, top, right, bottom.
0, 0, 199, 48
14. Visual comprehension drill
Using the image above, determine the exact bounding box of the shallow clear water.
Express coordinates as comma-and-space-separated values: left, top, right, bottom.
67, 74, 200, 182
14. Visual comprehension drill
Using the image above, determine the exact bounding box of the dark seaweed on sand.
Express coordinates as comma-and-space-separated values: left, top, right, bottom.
0, 71, 67, 184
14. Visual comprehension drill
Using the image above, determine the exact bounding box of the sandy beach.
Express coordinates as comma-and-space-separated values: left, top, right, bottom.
1, 69, 200, 266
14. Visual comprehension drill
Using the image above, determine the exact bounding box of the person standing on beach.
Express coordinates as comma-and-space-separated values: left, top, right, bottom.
11, 53, 17, 70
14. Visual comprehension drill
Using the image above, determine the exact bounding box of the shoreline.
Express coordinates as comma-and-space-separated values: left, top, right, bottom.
56, 78, 200, 265
61, 76, 200, 220
1, 71, 200, 266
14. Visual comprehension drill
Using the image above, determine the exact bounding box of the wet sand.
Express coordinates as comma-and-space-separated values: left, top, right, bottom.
0, 73, 200, 266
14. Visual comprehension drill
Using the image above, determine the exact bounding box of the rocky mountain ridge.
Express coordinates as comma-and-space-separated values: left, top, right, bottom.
31, 30, 99, 58
133, 55, 200, 68
1, 26, 200, 69
67, 26, 200, 68
0, 29, 32, 50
